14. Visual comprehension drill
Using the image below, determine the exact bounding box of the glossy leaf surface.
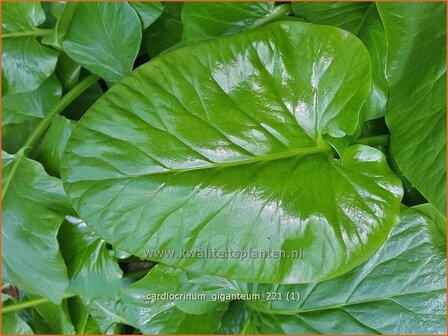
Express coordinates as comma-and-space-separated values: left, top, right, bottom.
181, 2, 279, 44
141, 207, 445, 334
2, 2, 59, 95
2, 151, 69, 303
378, 2, 446, 214
63, 2, 142, 83
292, 2, 387, 123
63, 22, 402, 284
34, 115, 75, 177
241, 207, 446, 334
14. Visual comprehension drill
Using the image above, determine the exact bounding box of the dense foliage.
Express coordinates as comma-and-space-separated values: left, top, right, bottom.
2, 1, 446, 334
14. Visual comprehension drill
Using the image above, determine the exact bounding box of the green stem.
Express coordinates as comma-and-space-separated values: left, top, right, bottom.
249, 4, 292, 29
2, 293, 76, 314
354, 135, 390, 147
2, 74, 99, 200
2, 29, 52, 39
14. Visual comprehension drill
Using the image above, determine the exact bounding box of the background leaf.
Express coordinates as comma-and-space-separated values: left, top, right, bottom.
130, 1, 163, 30
292, 2, 388, 124
63, 2, 142, 83
378, 2, 446, 214
33, 115, 75, 177
2, 312, 34, 334
2, 75, 62, 154
2, 151, 69, 303
120, 265, 227, 334
2, 2, 59, 95
146, 2, 183, 57
58, 216, 123, 301
181, 2, 285, 45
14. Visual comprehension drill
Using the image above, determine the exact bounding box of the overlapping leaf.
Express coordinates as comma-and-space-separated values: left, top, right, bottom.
63, 2, 142, 83
2, 75, 62, 154
58, 216, 123, 301
377, 2, 446, 214
2, 151, 70, 303
292, 2, 387, 123
2, 2, 59, 95
127, 207, 445, 334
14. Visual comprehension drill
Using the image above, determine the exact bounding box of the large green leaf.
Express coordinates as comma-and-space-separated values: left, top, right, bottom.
292, 2, 387, 123
2, 2, 59, 96
377, 2, 446, 214
181, 2, 288, 45
62, 22, 402, 284
2, 151, 69, 303
58, 216, 123, 301
2, 75, 62, 154
142, 206, 445, 334
240, 206, 446, 334
63, 2, 142, 83
120, 265, 227, 334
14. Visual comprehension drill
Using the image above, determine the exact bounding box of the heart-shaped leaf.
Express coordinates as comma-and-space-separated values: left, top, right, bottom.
62, 22, 402, 284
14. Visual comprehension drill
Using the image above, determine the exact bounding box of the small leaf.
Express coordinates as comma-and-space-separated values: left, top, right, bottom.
33, 115, 75, 177
33, 299, 75, 334
130, 2, 163, 30
2, 75, 62, 153
58, 216, 123, 301
63, 2, 142, 83
55, 53, 81, 90
2, 2, 59, 95
146, 2, 183, 57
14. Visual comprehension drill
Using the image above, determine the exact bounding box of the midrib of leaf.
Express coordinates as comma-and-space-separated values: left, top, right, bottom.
92, 301, 129, 325
1, 74, 99, 199
2, 28, 52, 39
80, 141, 333, 180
